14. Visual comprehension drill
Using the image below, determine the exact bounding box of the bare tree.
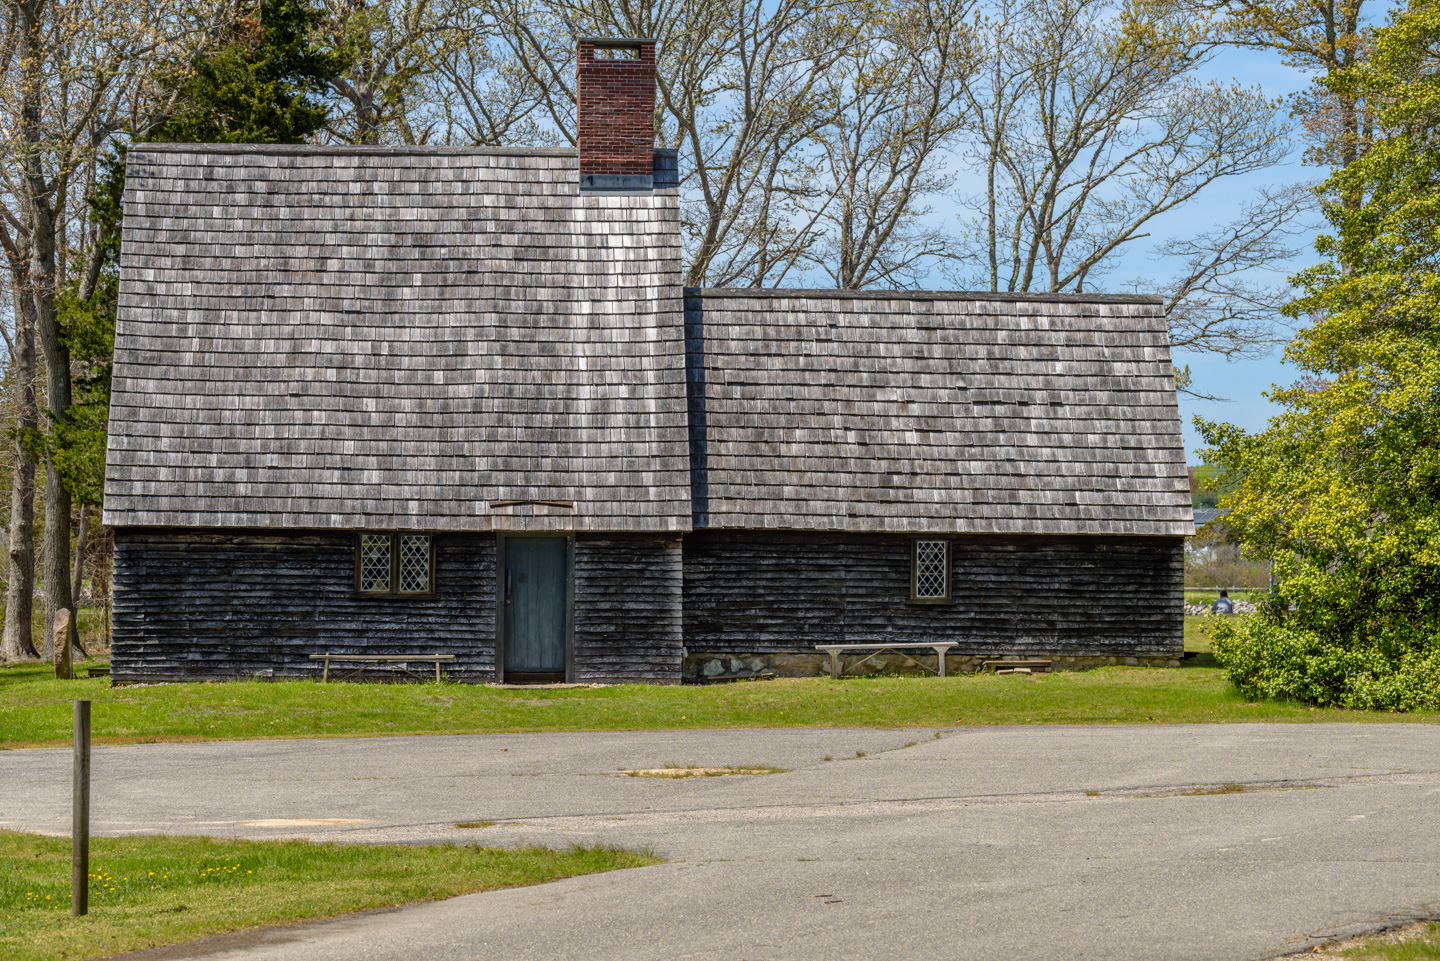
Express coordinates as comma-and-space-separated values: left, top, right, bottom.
1152, 185, 1315, 358
427, 18, 557, 146
0, 271, 38, 661
0, 0, 35, 660
946, 0, 1297, 367
956, 0, 1290, 293
480, 0, 868, 287
322, 0, 473, 144
1133, 183, 1317, 398
797, 0, 977, 289
0, 0, 223, 657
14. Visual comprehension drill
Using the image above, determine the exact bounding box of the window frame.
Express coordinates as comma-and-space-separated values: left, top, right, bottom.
354, 532, 436, 598
910, 538, 953, 604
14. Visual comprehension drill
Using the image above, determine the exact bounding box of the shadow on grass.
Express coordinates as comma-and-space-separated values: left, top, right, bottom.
0, 659, 110, 694
0, 661, 51, 691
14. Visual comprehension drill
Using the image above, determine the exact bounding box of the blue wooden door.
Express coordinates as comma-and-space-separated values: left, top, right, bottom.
503, 537, 568, 678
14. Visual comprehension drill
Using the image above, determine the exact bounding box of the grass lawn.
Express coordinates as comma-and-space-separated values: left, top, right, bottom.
1184, 614, 1218, 653
3, 642, 1434, 749
1329, 922, 1440, 958
1183, 589, 1266, 607
0, 830, 656, 961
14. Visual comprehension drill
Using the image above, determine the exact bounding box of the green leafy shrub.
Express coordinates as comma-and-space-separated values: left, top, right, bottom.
1212, 619, 1440, 712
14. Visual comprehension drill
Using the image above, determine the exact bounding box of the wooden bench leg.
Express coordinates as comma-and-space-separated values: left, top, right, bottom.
435, 661, 441, 683
322, 656, 329, 683
827, 650, 841, 679
935, 647, 947, 678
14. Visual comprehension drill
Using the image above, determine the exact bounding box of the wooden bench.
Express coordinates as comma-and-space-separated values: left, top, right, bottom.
982, 659, 1052, 674
815, 642, 957, 679
309, 653, 454, 683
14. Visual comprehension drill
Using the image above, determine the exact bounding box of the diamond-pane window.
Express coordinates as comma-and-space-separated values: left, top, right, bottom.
398, 535, 431, 593
359, 534, 392, 592
357, 532, 434, 594
914, 540, 949, 600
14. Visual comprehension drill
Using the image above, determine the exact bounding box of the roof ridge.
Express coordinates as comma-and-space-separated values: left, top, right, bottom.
132, 143, 581, 158
686, 288, 1164, 306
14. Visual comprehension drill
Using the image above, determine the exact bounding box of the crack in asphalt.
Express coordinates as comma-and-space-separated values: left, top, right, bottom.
232, 770, 1438, 844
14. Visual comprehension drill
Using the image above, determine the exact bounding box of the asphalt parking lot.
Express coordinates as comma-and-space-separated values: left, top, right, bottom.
3, 724, 1437, 960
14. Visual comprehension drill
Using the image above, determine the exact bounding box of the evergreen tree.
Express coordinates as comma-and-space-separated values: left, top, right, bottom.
146, 0, 345, 145
1197, 0, 1440, 710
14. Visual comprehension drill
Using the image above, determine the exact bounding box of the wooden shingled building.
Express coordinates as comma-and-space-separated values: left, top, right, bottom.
104, 39, 1194, 684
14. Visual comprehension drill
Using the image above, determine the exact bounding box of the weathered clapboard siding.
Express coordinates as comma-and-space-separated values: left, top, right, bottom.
112, 529, 497, 683
682, 532, 1183, 656
573, 536, 683, 684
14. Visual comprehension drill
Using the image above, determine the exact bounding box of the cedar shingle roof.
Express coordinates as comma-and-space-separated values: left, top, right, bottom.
685, 290, 1193, 536
104, 144, 1191, 538
103, 144, 691, 533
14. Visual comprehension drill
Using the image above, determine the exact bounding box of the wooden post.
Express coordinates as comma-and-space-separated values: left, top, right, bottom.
72, 699, 90, 917
54, 608, 72, 680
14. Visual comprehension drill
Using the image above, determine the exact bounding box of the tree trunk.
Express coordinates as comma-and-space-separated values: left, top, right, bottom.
71, 505, 90, 658
34, 215, 73, 660
18, 0, 75, 660
1, 284, 39, 662
39, 395, 72, 662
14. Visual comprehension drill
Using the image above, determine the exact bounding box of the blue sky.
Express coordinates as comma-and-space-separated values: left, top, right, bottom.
1169, 46, 1318, 463
1179, 341, 1300, 461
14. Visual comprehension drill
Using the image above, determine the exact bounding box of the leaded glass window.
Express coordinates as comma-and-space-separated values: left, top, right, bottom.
398, 534, 432, 593
359, 534, 392, 592
913, 540, 950, 602
356, 533, 433, 595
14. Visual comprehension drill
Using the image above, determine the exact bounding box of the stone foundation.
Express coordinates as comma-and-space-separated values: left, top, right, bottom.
683, 650, 1183, 682
1184, 601, 1257, 615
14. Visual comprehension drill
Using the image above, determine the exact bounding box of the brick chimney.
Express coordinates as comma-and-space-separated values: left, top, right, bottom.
576, 38, 657, 191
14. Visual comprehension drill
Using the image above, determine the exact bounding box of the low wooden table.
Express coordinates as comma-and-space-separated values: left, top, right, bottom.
309, 653, 454, 683
814, 642, 957, 679
982, 659, 1052, 674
